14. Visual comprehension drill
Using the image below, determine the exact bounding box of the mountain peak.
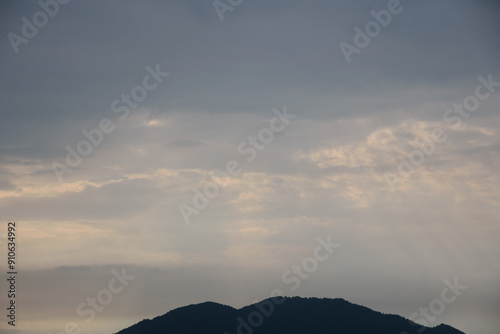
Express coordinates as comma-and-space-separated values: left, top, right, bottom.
115, 296, 464, 334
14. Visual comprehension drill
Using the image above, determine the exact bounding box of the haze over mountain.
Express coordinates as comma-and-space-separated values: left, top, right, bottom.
114, 297, 465, 334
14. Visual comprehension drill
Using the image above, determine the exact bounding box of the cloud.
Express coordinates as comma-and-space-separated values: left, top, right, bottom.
1, 1, 499, 333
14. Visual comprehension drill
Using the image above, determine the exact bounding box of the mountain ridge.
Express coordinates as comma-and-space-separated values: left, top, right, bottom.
114, 296, 465, 334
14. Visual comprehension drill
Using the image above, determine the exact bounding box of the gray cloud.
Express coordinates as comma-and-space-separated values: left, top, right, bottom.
1, 1, 499, 334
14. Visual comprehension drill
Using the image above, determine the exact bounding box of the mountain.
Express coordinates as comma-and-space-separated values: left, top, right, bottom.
114, 296, 465, 334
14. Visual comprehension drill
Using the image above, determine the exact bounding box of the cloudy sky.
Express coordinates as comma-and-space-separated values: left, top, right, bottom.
0, 0, 499, 333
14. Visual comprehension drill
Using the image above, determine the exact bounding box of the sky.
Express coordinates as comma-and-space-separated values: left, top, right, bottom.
0, 0, 499, 333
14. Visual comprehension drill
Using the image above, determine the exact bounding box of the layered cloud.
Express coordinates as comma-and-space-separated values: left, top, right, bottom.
1, 1, 499, 334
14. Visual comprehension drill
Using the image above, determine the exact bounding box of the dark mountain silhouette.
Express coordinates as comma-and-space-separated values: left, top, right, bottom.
114, 297, 465, 334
